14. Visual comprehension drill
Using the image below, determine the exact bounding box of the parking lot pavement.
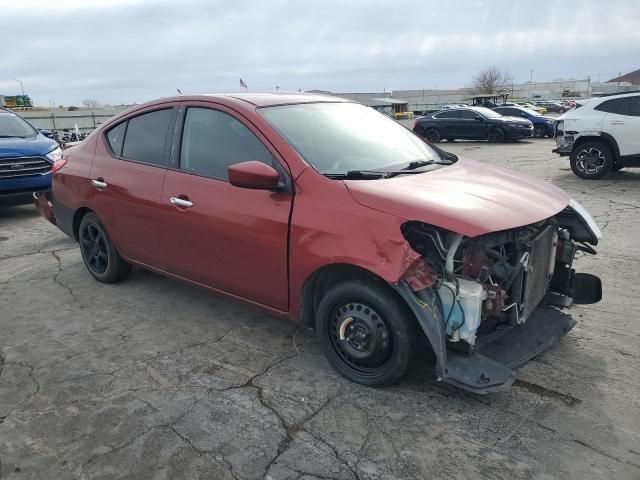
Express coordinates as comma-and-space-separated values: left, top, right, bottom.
0, 138, 639, 480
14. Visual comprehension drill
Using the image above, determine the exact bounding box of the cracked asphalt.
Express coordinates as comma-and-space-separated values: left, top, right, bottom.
1, 138, 639, 479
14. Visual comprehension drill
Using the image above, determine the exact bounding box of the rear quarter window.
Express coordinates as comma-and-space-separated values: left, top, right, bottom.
595, 98, 630, 116
106, 121, 127, 156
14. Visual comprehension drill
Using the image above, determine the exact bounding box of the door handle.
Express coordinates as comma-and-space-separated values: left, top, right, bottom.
91, 179, 107, 188
609, 121, 625, 125
170, 196, 193, 208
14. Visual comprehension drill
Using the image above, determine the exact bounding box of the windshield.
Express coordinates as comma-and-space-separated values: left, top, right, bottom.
0, 111, 36, 138
472, 107, 502, 118
259, 102, 440, 175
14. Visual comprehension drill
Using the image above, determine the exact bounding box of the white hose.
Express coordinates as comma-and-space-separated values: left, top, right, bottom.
445, 233, 463, 275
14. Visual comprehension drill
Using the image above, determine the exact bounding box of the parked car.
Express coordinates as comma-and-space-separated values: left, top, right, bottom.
518, 102, 547, 115
413, 106, 534, 143
0, 107, 61, 206
554, 91, 640, 179
534, 100, 567, 113
493, 105, 555, 137
35, 93, 602, 393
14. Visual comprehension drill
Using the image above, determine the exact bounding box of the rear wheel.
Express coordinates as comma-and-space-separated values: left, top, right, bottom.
79, 212, 132, 283
316, 279, 418, 387
570, 141, 614, 179
487, 127, 505, 143
425, 128, 441, 143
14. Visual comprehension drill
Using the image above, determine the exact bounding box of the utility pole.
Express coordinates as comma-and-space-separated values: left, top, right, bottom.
617, 72, 622, 92
11, 78, 25, 96
275, 85, 280, 92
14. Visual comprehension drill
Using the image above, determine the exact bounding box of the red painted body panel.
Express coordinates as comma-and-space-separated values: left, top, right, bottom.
49, 93, 574, 324
344, 157, 570, 237
161, 169, 291, 310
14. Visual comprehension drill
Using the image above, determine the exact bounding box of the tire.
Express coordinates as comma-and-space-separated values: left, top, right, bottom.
78, 212, 132, 283
487, 127, 505, 143
316, 279, 418, 387
533, 125, 546, 138
611, 164, 623, 172
570, 141, 614, 179
424, 128, 441, 143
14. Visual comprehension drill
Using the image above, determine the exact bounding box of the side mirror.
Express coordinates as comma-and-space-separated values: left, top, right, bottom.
228, 161, 281, 190
474, 115, 484, 121
39, 129, 53, 138
520, 113, 528, 118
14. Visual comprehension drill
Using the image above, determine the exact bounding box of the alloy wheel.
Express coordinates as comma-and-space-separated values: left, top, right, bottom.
81, 223, 109, 274
575, 147, 606, 176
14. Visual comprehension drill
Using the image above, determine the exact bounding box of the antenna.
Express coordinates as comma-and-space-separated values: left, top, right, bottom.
177, 88, 183, 96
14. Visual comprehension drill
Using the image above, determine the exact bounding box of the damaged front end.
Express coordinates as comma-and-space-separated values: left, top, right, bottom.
393, 199, 602, 393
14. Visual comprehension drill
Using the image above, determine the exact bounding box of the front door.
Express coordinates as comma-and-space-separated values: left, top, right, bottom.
603, 96, 640, 157
161, 104, 292, 311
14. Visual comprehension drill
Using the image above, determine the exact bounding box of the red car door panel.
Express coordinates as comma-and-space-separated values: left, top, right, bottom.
89, 105, 176, 269
161, 103, 292, 311
162, 172, 291, 309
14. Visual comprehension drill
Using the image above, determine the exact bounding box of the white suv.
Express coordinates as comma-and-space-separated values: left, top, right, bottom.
554, 92, 640, 179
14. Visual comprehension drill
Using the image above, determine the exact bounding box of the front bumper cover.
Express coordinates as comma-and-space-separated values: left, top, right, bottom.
393, 282, 577, 394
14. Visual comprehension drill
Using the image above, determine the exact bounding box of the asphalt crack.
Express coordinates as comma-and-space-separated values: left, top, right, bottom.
513, 379, 582, 406
51, 250, 81, 304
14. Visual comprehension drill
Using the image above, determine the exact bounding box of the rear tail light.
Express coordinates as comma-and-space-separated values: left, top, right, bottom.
51, 159, 68, 174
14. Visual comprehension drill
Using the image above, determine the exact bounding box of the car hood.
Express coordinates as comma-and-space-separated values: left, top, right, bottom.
0, 134, 57, 158
344, 157, 570, 237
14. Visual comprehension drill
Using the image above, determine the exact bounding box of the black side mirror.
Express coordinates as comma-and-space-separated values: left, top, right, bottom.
520, 113, 528, 118
474, 115, 484, 121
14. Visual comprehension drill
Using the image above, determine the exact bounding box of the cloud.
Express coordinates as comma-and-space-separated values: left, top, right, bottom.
1, 0, 638, 105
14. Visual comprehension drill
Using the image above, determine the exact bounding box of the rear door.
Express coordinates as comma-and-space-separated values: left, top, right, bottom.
598, 96, 640, 156
432, 110, 460, 138
89, 105, 177, 269
457, 109, 486, 139
161, 102, 292, 310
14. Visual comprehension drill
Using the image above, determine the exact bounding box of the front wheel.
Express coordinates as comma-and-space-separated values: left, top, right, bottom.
79, 212, 132, 283
570, 141, 614, 179
487, 127, 505, 143
533, 125, 547, 138
316, 279, 418, 387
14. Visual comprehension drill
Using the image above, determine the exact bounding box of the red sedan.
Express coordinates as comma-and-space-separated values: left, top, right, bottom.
35, 93, 602, 393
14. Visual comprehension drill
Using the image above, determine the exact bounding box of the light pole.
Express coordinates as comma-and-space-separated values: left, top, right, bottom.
10, 78, 25, 96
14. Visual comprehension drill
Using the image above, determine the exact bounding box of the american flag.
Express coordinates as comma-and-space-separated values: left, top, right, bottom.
239, 78, 247, 89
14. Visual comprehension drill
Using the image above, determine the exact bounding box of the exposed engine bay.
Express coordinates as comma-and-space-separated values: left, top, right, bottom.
400, 203, 602, 351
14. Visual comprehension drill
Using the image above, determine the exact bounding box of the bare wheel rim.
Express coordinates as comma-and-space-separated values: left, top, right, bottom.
575, 147, 606, 175
328, 301, 394, 378
81, 223, 109, 274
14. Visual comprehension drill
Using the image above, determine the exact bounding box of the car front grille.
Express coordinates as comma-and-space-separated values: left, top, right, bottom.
0, 156, 52, 179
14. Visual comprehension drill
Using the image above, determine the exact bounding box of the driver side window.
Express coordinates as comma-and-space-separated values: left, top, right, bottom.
179, 107, 274, 180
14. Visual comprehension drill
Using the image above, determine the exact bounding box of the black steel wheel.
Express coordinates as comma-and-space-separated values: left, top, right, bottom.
425, 128, 441, 143
570, 141, 613, 179
487, 127, 505, 143
78, 212, 132, 283
316, 279, 418, 387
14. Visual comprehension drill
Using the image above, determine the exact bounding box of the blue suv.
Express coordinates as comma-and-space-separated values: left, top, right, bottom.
0, 107, 61, 206
493, 105, 556, 138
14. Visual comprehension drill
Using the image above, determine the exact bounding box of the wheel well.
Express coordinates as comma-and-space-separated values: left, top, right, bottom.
72, 207, 92, 241
299, 264, 388, 329
573, 134, 620, 163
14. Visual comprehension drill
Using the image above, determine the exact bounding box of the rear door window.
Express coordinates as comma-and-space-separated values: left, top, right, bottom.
458, 110, 478, 120
627, 96, 640, 117
121, 108, 173, 165
434, 111, 459, 119
595, 98, 630, 116
179, 107, 274, 180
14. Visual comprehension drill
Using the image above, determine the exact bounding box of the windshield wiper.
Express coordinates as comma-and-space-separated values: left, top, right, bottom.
401, 160, 434, 170
325, 169, 433, 180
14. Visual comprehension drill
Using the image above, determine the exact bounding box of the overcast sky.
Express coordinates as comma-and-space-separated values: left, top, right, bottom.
1, 0, 638, 106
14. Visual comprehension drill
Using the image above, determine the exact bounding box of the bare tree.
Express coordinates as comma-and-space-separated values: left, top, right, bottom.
472, 66, 514, 94
82, 99, 100, 108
